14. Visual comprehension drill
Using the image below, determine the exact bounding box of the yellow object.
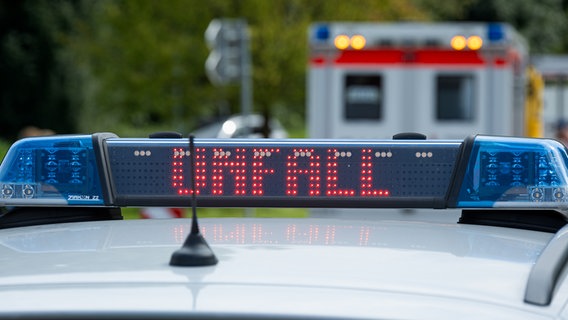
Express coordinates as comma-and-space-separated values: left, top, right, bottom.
524, 65, 544, 137
350, 35, 366, 50
450, 35, 467, 50
467, 36, 483, 50
334, 35, 350, 50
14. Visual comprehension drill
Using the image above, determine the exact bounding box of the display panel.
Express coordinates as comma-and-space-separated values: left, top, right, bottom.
106, 139, 460, 207
2, 133, 568, 209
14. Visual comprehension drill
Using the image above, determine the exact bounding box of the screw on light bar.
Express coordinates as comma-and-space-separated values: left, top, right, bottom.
1, 133, 568, 210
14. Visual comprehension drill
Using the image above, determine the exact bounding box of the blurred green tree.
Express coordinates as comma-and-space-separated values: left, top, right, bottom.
66, 0, 427, 137
0, 0, 84, 141
3, 0, 567, 142
416, 0, 568, 53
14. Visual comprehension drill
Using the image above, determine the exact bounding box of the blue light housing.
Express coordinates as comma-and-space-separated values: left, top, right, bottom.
455, 136, 568, 209
487, 23, 505, 42
314, 24, 330, 41
0, 135, 105, 206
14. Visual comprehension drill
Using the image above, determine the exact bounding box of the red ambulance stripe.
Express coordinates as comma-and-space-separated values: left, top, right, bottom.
310, 49, 509, 66
337, 49, 405, 64
415, 50, 484, 65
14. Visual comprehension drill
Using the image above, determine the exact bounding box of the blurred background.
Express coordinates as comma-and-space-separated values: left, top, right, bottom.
2, 0, 568, 218
2, 0, 568, 143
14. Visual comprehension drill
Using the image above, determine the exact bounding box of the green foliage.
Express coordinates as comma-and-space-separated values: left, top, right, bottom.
64, 0, 427, 137
66, 0, 219, 136
0, 0, 84, 140
488, 0, 568, 54
2, 0, 568, 140
0, 139, 10, 163
415, 0, 568, 54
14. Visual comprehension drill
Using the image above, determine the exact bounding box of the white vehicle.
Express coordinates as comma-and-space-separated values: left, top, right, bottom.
192, 113, 288, 139
1, 133, 568, 319
307, 22, 530, 140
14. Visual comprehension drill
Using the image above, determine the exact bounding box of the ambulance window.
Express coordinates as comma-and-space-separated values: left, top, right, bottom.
436, 75, 474, 121
344, 75, 382, 120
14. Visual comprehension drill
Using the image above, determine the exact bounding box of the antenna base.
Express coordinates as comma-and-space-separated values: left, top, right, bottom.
169, 232, 218, 267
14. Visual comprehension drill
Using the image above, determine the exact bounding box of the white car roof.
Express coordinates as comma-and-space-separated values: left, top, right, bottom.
0, 216, 564, 319
3, 133, 568, 319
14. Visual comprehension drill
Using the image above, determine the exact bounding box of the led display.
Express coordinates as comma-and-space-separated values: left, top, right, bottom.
106, 140, 460, 207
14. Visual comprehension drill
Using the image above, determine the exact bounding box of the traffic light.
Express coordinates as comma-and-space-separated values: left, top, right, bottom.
205, 19, 248, 86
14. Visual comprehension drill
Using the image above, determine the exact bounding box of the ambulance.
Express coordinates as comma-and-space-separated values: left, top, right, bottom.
307, 22, 533, 140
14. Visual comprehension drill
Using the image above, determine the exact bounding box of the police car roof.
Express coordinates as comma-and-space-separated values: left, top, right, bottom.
2, 132, 568, 319
0, 217, 560, 319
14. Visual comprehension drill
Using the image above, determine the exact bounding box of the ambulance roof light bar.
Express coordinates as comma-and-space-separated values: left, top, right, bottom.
1, 133, 567, 213
334, 34, 366, 50
310, 22, 516, 51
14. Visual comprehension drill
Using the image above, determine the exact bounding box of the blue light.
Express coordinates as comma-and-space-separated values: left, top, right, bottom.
314, 24, 330, 41
456, 136, 568, 208
487, 23, 504, 42
0, 135, 104, 206
3, 133, 568, 211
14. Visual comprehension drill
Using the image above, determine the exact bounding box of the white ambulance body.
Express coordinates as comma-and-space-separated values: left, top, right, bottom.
307, 22, 529, 140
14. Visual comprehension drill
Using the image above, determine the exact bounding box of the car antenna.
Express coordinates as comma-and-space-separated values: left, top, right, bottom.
169, 134, 218, 267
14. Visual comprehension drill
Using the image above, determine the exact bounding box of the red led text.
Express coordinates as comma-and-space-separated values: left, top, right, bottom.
171, 147, 390, 197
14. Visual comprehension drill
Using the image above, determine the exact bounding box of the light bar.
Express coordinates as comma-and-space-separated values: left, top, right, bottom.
0, 133, 567, 210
